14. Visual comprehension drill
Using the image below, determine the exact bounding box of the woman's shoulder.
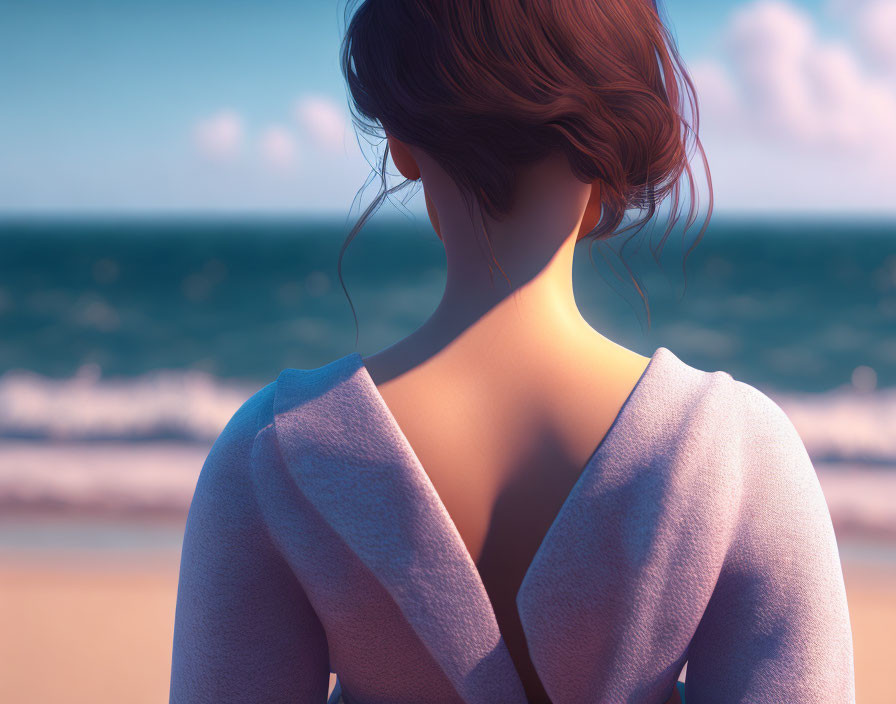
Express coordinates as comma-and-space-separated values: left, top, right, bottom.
198, 379, 279, 484
272, 352, 362, 411
647, 351, 828, 571
205, 353, 362, 471
672, 353, 823, 528
660, 348, 798, 437
692, 358, 811, 467
652, 348, 812, 483
214, 353, 358, 442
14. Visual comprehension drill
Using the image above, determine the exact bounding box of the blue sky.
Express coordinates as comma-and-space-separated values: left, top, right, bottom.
1, 0, 894, 215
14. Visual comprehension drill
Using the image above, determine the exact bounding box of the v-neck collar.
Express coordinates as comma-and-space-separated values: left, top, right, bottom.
352, 346, 666, 612
272, 345, 670, 702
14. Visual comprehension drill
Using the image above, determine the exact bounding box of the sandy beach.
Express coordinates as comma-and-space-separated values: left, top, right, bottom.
0, 532, 893, 704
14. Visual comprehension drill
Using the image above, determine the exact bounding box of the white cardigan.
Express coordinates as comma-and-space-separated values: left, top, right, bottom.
170, 346, 854, 703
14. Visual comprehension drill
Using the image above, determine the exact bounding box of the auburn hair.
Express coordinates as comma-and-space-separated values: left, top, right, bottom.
337, 0, 712, 336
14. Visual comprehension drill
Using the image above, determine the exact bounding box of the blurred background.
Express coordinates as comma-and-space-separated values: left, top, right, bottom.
1, 0, 894, 701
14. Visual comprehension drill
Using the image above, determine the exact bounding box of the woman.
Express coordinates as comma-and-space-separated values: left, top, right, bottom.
169, 1, 855, 702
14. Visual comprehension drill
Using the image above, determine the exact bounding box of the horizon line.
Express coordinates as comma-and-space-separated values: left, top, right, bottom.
1, 209, 895, 224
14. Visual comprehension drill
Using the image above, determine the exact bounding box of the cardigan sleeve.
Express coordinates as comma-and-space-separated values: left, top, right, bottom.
683, 382, 855, 704
169, 384, 331, 703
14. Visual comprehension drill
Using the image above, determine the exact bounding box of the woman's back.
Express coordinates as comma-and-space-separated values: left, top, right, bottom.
170, 343, 854, 703
361, 338, 653, 702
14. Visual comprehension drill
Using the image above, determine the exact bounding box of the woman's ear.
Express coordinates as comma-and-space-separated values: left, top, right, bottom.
386, 132, 421, 181
386, 131, 440, 241
576, 181, 602, 241
424, 188, 442, 242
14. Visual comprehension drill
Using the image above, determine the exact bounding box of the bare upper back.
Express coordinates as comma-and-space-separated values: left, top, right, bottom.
361, 340, 652, 702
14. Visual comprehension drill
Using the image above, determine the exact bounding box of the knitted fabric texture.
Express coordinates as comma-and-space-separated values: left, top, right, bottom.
170, 347, 855, 703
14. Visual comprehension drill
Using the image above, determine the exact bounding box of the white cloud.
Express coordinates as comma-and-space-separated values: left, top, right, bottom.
853, 0, 896, 76
193, 110, 244, 160
259, 125, 297, 169
692, 0, 896, 163
688, 60, 741, 124
293, 95, 348, 152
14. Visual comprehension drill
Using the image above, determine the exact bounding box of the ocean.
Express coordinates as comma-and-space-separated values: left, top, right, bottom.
1, 214, 894, 547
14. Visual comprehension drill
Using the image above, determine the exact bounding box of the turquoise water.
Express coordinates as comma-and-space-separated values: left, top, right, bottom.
0, 215, 894, 541
1, 214, 894, 393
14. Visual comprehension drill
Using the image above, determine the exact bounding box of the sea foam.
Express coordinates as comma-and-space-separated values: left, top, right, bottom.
1, 368, 894, 537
